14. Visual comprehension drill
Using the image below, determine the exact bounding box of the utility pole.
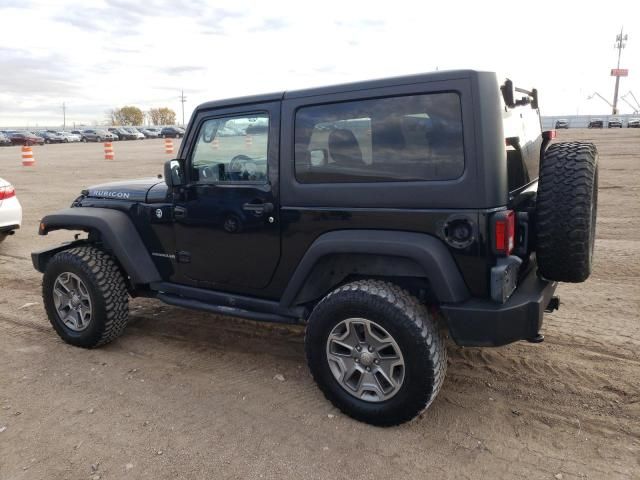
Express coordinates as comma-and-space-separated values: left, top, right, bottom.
62, 102, 66, 130
179, 90, 187, 126
612, 27, 628, 115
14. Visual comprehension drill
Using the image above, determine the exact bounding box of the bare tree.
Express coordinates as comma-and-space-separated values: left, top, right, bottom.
148, 107, 177, 126
109, 106, 144, 125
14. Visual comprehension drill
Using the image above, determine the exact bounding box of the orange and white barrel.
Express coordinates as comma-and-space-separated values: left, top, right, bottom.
244, 135, 252, 148
104, 142, 114, 160
164, 138, 174, 154
21, 145, 35, 166
212, 137, 220, 150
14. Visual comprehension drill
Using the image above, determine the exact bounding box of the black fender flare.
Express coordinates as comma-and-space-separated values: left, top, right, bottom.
33, 207, 161, 285
279, 230, 470, 307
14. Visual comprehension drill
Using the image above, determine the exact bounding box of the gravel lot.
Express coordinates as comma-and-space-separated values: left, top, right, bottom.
0, 132, 638, 480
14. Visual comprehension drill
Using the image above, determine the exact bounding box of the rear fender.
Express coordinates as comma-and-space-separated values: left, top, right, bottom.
280, 230, 470, 307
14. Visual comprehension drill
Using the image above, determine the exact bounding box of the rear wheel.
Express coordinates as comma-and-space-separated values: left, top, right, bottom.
537, 142, 598, 282
305, 280, 447, 426
43, 246, 129, 348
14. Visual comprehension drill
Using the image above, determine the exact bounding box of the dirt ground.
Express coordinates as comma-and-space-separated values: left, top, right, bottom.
0, 132, 638, 480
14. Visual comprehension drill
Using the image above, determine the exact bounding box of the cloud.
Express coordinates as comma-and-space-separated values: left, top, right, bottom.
0, 48, 79, 97
163, 66, 207, 75
0, 0, 31, 8
251, 17, 289, 32
52, 8, 109, 32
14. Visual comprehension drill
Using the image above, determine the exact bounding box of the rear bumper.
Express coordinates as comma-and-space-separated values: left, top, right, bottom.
0, 196, 22, 230
0, 224, 19, 233
441, 268, 557, 347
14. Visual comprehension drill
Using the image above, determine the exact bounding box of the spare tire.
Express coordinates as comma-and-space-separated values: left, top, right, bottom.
536, 142, 598, 282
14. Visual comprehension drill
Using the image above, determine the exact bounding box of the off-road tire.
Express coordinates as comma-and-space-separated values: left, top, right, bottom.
537, 142, 598, 282
43, 246, 129, 348
305, 280, 447, 426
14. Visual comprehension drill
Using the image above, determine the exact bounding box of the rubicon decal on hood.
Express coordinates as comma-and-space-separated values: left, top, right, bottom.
84, 178, 165, 203
92, 190, 131, 199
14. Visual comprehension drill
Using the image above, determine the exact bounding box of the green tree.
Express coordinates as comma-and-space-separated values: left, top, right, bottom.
148, 107, 177, 126
110, 106, 144, 126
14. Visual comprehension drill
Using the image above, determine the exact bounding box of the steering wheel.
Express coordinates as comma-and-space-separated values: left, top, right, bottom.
229, 154, 252, 174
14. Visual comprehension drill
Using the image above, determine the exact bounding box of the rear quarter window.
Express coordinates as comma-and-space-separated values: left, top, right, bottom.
294, 92, 464, 183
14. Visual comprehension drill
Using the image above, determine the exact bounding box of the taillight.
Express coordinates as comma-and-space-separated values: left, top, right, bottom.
0, 185, 16, 200
492, 210, 515, 256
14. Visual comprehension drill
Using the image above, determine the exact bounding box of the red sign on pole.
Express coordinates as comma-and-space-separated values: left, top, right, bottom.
611, 68, 629, 77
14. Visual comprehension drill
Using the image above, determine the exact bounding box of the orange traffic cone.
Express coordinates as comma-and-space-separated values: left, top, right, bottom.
164, 138, 174, 154
244, 135, 252, 149
21, 145, 35, 166
104, 142, 114, 160
212, 137, 219, 150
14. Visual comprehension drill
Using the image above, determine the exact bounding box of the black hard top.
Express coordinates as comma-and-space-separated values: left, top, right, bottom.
194, 69, 491, 112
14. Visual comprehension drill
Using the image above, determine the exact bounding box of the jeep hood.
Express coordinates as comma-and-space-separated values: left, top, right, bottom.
84, 178, 165, 202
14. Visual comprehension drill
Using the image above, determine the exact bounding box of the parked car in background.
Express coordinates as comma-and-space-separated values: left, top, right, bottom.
108, 127, 137, 140
138, 128, 159, 138
0, 177, 22, 243
0, 132, 11, 146
607, 118, 623, 128
56, 131, 82, 142
7, 131, 45, 146
160, 126, 184, 138
103, 130, 118, 142
554, 119, 569, 129
37, 131, 65, 144
123, 127, 145, 140
80, 129, 109, 142
626, 118, 640, 128
588, 118, 604, 128
146, 127, 162, 136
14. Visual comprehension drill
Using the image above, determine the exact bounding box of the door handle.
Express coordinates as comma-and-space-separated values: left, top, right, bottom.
242, 202, 274, 215
174, 206, 187, 219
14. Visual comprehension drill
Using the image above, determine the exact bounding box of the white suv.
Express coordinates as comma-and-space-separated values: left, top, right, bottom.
0, 178, 22, 242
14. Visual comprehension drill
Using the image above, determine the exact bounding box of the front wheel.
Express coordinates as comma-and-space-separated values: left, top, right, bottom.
305, 280, 447, 426
43, 246, 129, 348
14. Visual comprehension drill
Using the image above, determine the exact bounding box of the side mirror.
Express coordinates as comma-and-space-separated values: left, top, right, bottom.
500, 79, 515, 108
164, 159, 185, 188
309, 149, 328, 167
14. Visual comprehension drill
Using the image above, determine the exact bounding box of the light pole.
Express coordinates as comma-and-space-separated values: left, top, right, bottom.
612, 27, 628, 115
179, 90, 187, 126
62, 102, 66, 130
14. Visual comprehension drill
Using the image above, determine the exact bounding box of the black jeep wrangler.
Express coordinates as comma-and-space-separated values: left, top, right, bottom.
32, 71, 598, 426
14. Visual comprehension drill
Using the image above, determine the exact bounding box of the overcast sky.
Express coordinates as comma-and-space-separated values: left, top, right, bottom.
1, 0, 639, 127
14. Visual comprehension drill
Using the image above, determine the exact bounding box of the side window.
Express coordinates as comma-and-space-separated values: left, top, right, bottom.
295, 92, 464, 183
190, 113, 269, 183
